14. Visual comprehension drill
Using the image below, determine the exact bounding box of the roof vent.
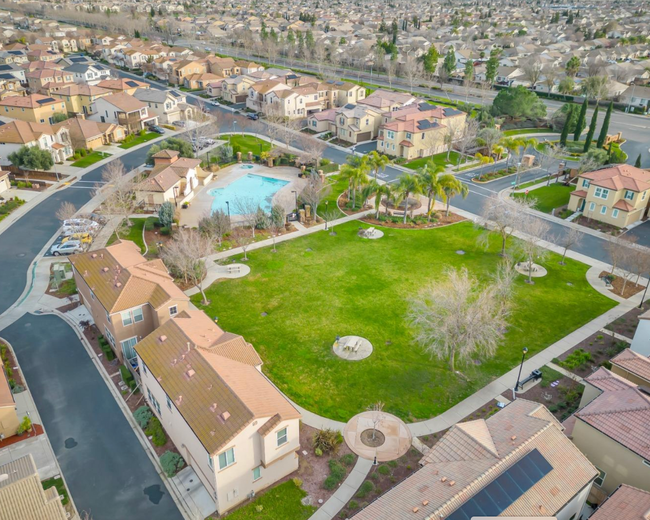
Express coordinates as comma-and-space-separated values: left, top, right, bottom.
159, 335, 167, 342
185, 369, 196, 379
422, 500, 429, 506
210, 429, 216, 436
440, 476, 447, 482
412, 507, 419, 513
511, 435, 517, 441
102, 267, 109, 272
91, 253, 97, 258
209, 403, 218, 412
207, 384, 213, 390
175, 395, 183, 406
115, 282, 122, 288
221, 411, 230, 421
83, 270, 88, 276
449, 480, 456, 487
100, 253, 103, 258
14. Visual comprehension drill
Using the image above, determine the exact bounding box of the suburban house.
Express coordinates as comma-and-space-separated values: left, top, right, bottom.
352, 399, 597, 520
610, 347, 650, 387
132, 88, 194, 124
631, 308, 650, 356
0, 120, 73, 165
377, 103, 467, 160
0, 169, 9, 194
309, 103, 385, 143
0, 94, 67, 124
358, 89, 420, 112
96, 78, 150, 95
317, 80, 367, 109
566, 367, 650, 499
246, 80, 291, 113
183, 72, 223, 91
171, 59, 208, 86
89, 92, 158, 134
568, 165, 650, 228
135, 309, 302, 515
135, 149, 209, 209
25, 68, 74, 94
0, 63, 27, 83
589, 484, 650, 520
0, 367, 19, 440
69, 240, 190, 366
53, 116, 125, 151
62, 63, 111, 85
0, 455, 67, 520
218, 75, 255, 103
0, 75, 25, 100
51, 84, 113, 116
620, 85, 650, 110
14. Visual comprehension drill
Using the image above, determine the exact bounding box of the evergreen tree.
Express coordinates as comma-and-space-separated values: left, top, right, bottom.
464, 60, 474, 81
422, 45, 439, 76
443, 48, 457, 75
636, 154, 642, 168
560, 105, 573, 146
597, 101, 613, 148
574, 100, 588, 141
150, 6, 155, 17
287, 28, 295, 45
306, 30, 315, 49
134, 29, 141, 38
583, 105, 599, 153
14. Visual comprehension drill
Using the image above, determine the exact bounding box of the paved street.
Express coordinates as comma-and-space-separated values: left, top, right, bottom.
0, 314, 183, 520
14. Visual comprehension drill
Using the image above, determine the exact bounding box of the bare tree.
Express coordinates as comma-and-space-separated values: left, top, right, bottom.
299, 133, 328, 168
521, 56, 544, 90
479, 195, 534, 256
323, 209, 341, 235
56, 201, 77, 224
542, 67, 558, 95
556, 226, 583, 265
455, 119, 479, 170
516, 216, 551, 284
401, 54, 422, 93
408, 266, 512, 372
230, 229, 254, 261
385, 59, 397, 89
630, 244, 650, 285
233, 196, 261, 238
367, 401, 385, 441
94, 160, 139, 238
198, 209, 231, 247
299, 172, 332, 221
605, 235, 637, 274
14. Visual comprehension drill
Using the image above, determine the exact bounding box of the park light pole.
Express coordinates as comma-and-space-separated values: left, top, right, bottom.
324, 201, 329, 230
292, 190, 298, 211
225, 201, 231, 224
513, 347, 528, 400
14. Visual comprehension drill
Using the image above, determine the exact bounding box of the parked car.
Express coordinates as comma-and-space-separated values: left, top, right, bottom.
172, 120, 186, 127
246, 113, 259, 120
210, 100, 220, 106
150, 125, 165, 134
62, 233, 93, 245
51, 240, 84, 256
63, 218, 98, 229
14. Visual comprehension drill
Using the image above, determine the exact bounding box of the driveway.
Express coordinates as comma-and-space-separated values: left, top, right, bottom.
623, 220, 650, 247
352, 141, 377, 154
0, 314, 183, 520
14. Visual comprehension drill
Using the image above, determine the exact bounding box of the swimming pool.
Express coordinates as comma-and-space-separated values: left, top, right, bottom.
208, 174, 289, 215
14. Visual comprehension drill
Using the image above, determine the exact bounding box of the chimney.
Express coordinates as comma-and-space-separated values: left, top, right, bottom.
159, 335, 167, 342
102, 267, 109, 272
221, 411, 230, 421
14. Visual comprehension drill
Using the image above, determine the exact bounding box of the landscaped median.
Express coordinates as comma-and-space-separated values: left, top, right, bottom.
192, 220, 616, 423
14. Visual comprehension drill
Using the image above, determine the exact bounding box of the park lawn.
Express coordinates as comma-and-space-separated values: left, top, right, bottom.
503, 128, 557, 136
194, 221, 615, 422
42, 477, 69, 506
107, 217, 158, 253
228, 135, 272, 155
70, 151, 111, 168
512, 184, 576, 213
119, 132, 159, 149
224, 481, 315, 520
405, 151, 461, 170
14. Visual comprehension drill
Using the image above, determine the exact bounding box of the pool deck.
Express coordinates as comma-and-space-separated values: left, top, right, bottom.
180, 163, 306, 228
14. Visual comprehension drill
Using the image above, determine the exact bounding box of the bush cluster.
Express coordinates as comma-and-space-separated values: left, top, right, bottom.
98, 335, 115, 361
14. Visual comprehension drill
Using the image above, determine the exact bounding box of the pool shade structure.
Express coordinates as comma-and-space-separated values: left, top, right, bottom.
446, 448, 553, 520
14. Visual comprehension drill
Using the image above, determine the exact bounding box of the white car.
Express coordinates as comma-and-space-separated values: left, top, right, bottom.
63, 218, 99, 230
51, 240, 84, 256
210, 100, 220, 106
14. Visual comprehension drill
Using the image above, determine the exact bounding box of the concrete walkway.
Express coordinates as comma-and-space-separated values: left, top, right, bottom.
308, 457, 373, 520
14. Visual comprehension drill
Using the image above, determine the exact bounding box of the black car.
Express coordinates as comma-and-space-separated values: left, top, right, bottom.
247, 113, 260, 120
150, 125, 165, 134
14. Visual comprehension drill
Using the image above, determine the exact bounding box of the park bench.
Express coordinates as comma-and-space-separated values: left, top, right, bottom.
516, 369, 543, 390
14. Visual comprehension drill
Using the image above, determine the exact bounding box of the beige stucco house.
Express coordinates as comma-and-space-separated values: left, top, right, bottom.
0, 93, 67, 124
0, 368, 20, 440
69, 240, 190, 366
568, 164, 650, 228
568, 367, 650, 500
135, 310, 301, 515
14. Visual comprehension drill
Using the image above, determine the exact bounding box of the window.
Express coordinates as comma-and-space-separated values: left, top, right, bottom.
624, 190, 634, 201
121, 310, 133, 326
133, 307, 144, 323
169, 305, 178, 317
104, 326, 116, 347
594, 467, 606, 487
612, 209, 619, 218
589, 202, 596, 212
643, 191, 647, 201
582, 179, 590, 188
166, 395, 172, 410
594, 187, 609, 200
277, 427, 288, 446
120, 336, 138, 361
600, 206, 607, 215
252, 466, 261, 481
207, 454, 214, 470
406, 132, 412, 140
147, 389, 161, 415
218, 448, 235, 470
387, 130, 395, 140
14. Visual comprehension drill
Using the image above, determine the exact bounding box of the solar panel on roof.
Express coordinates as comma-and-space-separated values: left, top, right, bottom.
36, 97, 55, 104
125, 80, 139, 87
447, 449, 552, 520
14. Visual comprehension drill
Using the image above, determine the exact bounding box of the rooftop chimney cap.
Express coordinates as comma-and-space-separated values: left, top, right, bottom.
159, 335, 167, 342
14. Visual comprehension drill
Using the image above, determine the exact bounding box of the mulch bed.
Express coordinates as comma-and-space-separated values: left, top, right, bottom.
575, 216, 622, 236
337, 195, 368, 216
298, 423, 356, 506
0, 424, 44, 448
55, 301, 81, 313
557, 331, 629, 375
605, 300, 650, 337
361, 211, 465, 229
1, 340, 24, 388
599, 270, 645, 299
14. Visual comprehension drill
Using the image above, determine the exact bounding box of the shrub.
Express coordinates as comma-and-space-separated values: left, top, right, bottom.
292, 477, 303, 487
387, 460, 398, 468
340, 454, 355, 466
98, 336, 115, 361
323, 475, 339, 490
160, 451, 184, 477
377, 465, 390, 475
145, 417, 167, 446
313, 428, 343, 454
560, 349, 592, 370
548, 404, 559, 413
323, 459, 346, 490
134, 406, 153, 429
17, 415, 32, 435
139, 129, 146, 136
120, 365, 136, 390
314, 447, 323, 457
160, 226, 171, 236
320, 158, 331, 166
12, 384, 25, 394
601, 360, 612, 369
348, 500, 358, 510
355, 480, 374, 499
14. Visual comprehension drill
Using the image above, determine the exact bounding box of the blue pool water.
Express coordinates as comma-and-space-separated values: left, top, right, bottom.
208, 174, 289, 215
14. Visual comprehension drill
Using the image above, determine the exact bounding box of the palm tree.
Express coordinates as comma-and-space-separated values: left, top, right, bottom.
474, 152, 495, 166
417, 161, 446, 222
367, 151, 391, 181
340, 164, 369, 209
373, 184, 391, 218
500, 137, 524, 169
360, 181, 379, 210
396, 173, 422, 223
439, 174, 469, 217
492, 144, 505, 161
521, 137, 538, 160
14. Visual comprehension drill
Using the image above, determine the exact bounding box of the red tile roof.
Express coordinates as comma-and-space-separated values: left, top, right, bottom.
590, 484, 650, 520
571, 189, 587, 198
611, 348, 650, 384
613, 199, 636, 212
581, 164, 650, 192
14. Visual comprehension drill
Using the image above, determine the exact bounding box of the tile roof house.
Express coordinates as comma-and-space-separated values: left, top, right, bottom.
0, 93, 67, 124
135, 309, 301, 515
0, 120, 72, 165
132, 88, 194, 124
568, 165, 650, 228
589, 484, 650, 520
0, 455, 67, 520
53, 116, 125, 151
352, 399, 596, 520
568, 367, 650, 499
69, 240, 190, 366
96, 78, 150, 95
0, 364, 20, 440
610, 348, 650, 387
630, 308, 650, 357
88, 92, 158, 134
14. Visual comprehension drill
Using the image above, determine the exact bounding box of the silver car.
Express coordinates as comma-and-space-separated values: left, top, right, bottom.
51, 240, 84, 256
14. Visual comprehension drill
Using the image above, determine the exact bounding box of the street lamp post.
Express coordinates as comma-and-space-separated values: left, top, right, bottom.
225, 201, 231, 224
292, 190, 298, 211
513, 347, 529, 400
514, 161, 522, 189
324, 200, 329, 229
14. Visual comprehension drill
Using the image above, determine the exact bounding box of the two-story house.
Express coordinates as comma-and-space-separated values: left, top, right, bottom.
0, 94, 67, 124
317, 80, 366, 109
568, 164, 650, 227
51, 84, 113, 116
69, 240, 190, 366
246, 80, 292, 113
218, 75, 256, 103
25, 69, 74, 94
89, 92, 157, 134
0, 120, 73, 165
171, 59, 208, 86
96, 78, 150, 95
132, 88, 193, 124
54, 116, 125, 151
135, 309, 301, 515
332, 103, 385, 143
62, 63, 111, 85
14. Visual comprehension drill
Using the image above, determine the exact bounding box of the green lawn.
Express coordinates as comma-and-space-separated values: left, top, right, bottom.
107, 217, 158, 253
119, 132, 160, 149
42, 477, 69, 506
70, 151, 112, 168
226, 135, 272, 156
0, 198, 25, 222
194, 221, 615, 422
503, 128, 557, 136
224, 481, 316, 520
512, 184, 575, 213
405, 151, 461, 170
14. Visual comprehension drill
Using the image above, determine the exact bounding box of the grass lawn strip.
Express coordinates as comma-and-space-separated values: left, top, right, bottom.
223, 480, 315, 520
119, 132, 159, 149
70, 151, 112, 168
502, 128, 557, 136
41, 477, 69, 506
194, 221, 615, 422
106, 217, 158, 253
512, 183, 575, 213
226, 135, 272, 156
405, 151, 461, 170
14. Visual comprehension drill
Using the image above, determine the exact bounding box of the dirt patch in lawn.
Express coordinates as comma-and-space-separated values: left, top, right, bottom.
298, 424, 356, 506
599, 271, 645, 299
605, 300, 650, 337
557, 331, 629, 375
